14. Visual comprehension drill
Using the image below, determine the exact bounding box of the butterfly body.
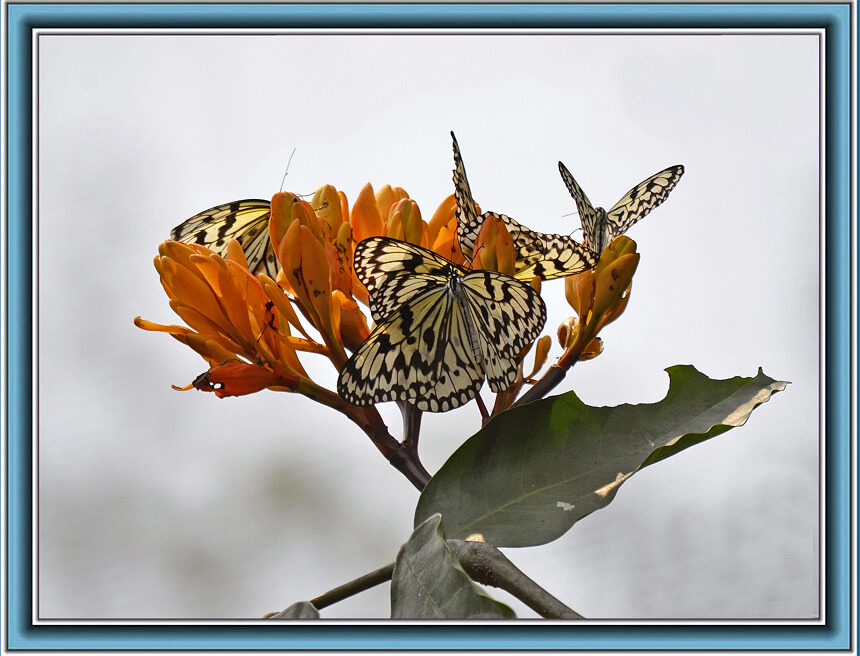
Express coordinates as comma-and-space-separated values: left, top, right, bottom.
451, 132, 598, 281
337, 237, 546, 412
558, 162, 684, 254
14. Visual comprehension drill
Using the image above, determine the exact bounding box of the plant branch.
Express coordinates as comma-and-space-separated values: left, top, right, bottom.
307, 563, 396, 611
398, 401, 423, 451
295, 380, 429, 490
447, 539, 584, 619
511, 364, 569, 407
272, 539, 583, 619
390, 443, 431, 490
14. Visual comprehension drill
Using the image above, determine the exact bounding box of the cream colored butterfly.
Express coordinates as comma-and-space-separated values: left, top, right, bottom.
558, 162, 685, 254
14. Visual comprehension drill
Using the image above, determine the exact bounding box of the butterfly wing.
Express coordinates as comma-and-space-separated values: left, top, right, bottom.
337, 279, 487, 412
453, 134, 593, 280
604, 164, 685, 239
558, 161, 602, 250
353, 236, 464, 323
461, 271, 547, 391
512, 231, 597, 281
451, 131, 484, 262
170, 199, 279, 278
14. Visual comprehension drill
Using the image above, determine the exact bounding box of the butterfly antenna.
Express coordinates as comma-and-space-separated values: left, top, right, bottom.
279, 147, 298, 192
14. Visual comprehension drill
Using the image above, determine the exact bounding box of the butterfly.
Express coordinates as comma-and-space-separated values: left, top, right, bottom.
558, 162, 685, 254
169, 199, 279, 278
451, 132, 598, 281
337, 236, 547, 412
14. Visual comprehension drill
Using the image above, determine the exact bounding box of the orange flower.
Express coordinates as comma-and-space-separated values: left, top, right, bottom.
559, 235, 639, 365
135, 240, 311, 392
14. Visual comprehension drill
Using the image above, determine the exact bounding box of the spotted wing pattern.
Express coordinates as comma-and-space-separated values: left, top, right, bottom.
338, 237, 546, 412
170, 199, 279, 278
559, 162, 685, 254
452, 132, 596, 280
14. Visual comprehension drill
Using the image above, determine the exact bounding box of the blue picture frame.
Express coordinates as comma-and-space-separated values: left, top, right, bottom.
5, 2, 852, 650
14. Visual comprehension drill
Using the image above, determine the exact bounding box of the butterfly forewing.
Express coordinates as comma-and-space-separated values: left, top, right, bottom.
606, 165, 685, 235
338, 237, 547, 412
558, 162, 602, 251
170, 199, 279, 278
353, 237, 463, 323
451, 131, 482, 261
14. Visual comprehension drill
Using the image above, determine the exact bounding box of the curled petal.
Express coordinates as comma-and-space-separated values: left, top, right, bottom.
375, 184, 409, 227
564, 268, 595, 318
592, 251, 639, 319
192, 361, 299, 398
282, 222, 333, 332
327, 222, 354, 296
351, 183, 384, 244
557, 316, 577, 349
334, 290, 371, 352
426, 194, 457, 247
386, 199, 425, 247
472, 214, 515, 276
524, 334, 552, 381
312, 184, 344, 241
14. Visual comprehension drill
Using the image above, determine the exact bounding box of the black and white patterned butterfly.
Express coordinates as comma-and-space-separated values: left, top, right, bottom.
558, 162, 685, 254
451, 132, 598, 280
337, 236, 546, 412
170, 199, 279, 278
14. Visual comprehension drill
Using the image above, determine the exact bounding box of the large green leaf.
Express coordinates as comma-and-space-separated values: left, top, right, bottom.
415, 365, 787, 548
390, 514, 515, 618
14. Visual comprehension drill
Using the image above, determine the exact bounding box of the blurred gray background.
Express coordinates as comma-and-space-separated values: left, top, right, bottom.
37, 32, 819, 619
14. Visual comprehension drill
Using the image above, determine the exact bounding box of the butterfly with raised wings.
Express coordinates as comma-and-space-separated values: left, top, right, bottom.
451, 132, 598, 281
558, 162, 685, 255
337, 236, 547, 412
169, 199, 279, 278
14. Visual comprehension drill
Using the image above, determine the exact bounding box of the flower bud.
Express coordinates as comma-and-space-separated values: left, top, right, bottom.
472, 215, 515, 276
351, 183, 384, 245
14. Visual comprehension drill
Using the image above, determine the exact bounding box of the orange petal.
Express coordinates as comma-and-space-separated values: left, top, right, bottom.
192, 361, 298, 398
351, 183, 383, 244
312, 184, 344, 241
427, 194, 458, 246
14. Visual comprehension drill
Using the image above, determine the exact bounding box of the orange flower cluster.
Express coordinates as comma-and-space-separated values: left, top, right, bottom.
137, 180, 640, 412
136, 183, 522, 403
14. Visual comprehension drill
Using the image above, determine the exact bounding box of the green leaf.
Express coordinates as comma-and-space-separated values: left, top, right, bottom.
390, 514, 515, 619
415, 365, 788, 548
267, 601, 320, 619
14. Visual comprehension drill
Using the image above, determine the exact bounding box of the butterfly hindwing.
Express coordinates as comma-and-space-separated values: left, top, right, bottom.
170, 199, 279, 278
452, 133, 596, 280
338, 237, 547, 412
461, 270, 546, 390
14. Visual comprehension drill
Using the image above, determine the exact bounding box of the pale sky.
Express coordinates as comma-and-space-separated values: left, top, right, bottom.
37, 31, 819, 619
